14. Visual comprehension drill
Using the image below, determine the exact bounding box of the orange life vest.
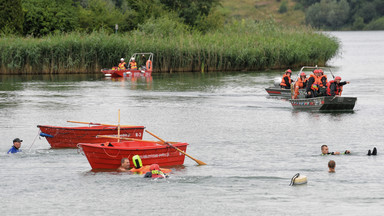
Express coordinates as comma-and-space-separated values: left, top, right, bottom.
317, 75, 327, 87
326, 80, 343, 96
130, 61, 137, 70
309, 74, 319, 91
130, 165, 171, 174
118, 62, 127, 69
293, 77, 307, 99
146, 60, 152, 71
280, 74, 292, 87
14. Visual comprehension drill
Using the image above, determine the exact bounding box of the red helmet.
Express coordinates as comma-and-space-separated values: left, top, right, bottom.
150, 164, 160, 171
285, 69, 292, 74
300, 72, 306, 76
318, 69, 324, 74
313, 69, 319, 74
335, 76, 341, 80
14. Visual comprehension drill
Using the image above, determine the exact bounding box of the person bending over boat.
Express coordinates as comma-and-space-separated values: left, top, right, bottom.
317, 69, 328, 96
117, 158, 130, 172
144, 164, 168, 179
280, 69, 292, 89
321, 145, 350, 155
118, 58, 128, 69
326, 76, 350, 96
306, 69, 321, 98
129, 58, 137, 70
7, 138, 22, 154
293, 72, 308, 99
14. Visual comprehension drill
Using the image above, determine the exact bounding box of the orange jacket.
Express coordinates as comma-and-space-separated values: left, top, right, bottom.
118, 62, 127, 69
280, 74, 292, 87
130, 61, 137, 70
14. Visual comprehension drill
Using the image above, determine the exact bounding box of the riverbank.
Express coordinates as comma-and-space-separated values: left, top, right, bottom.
0, 21, 339, 74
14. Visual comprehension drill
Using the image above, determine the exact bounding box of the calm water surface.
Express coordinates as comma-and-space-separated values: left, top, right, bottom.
1, 31, 384, 215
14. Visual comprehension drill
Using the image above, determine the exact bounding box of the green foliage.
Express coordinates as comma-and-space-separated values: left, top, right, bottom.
278, 1, 288, 13
294, 3, 305, 11
133, 15, 190, 37
22, 0, 79, 36
364, 16, 384, 30
0, 0, 24, 35
356, 2, 377, 23
0, 20, 339, 74
352, 16, 365, 30
305, 0, 350, 29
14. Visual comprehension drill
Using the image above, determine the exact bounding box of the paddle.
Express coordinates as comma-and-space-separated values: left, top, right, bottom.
145, 130, 207, 166
67, 120, 137, 127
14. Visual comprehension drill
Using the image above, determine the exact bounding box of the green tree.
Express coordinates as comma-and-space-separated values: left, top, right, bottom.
0, 0, 24, 35
365, 16, 384, 29
278, 1, 288, 13
352, 16, 365, 29
356, 2, 377, 23
22, 0, 79, 36
305, 0, 350, 29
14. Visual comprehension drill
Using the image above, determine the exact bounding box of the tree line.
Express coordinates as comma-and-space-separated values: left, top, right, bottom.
296, 0, 384, 30
0, 0, 223, 37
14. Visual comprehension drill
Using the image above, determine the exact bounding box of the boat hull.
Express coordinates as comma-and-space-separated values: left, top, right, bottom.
101, 69, 152, 78
37, 125, 145, 148
78, 141, 188, 170
265, 87, 292, 97
289, 96, 357, 111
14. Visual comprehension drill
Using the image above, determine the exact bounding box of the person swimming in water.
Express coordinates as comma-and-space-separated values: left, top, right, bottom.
321, 145, 350, 155
328, 160, 336, 173
7, 138, 23, 154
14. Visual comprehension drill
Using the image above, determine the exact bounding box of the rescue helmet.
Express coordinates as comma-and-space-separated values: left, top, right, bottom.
150, 164, 160, 171
300, 72, 306, 76
285, 69, 292, 74
335, 76, 342, 80
120, 58, 124, 61
318, 69, 324, 74
131, 57, 135, 61
313, 69, 319, 74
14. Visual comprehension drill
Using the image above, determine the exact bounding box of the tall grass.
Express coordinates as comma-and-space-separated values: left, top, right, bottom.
0, 20, 339, 74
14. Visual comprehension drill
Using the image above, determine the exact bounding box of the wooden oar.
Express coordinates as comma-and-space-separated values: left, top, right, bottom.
145, 130, 207, 166
67, 120, 137, 127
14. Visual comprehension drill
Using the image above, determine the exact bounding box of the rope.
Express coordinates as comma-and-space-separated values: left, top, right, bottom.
102, 147, 121, 158
289, 173, 300, 186
28, 129, 41, 152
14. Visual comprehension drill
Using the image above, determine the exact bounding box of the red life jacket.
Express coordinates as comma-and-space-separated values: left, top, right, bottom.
118, 62, 127, 69
280, 74, 292, 87
130, 61, 137, 70
326, 80, 343, 96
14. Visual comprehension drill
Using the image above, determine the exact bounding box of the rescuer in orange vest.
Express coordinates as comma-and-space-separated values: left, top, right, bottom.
293, 72, 308, 99
326, 76, 350, 96
143, 164, 168, 179
129, 58, 137, 70
317, 69, 328, 96
280, 69, 292, 89
306, 69, 321, 98
118, 58, 128, 69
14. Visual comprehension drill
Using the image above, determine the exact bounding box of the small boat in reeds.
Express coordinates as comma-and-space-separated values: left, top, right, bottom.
78, 140, 188, 170
37, 124, 145, 148
101, 52, 153, 78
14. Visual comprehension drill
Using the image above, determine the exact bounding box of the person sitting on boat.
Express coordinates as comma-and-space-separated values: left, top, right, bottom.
321, 145, 350, 155
129, 58, 137, 70
7, 138, 22, 154
118, 58, 128, 70
317, 69, 328, 96
326, 76, 350, 96
306, 69, 321, 98
144, 164, 168, 179
117, 158, 130, 172
130, 155, 171, 174
293, 72, 307, 99
280, 69, 292, 89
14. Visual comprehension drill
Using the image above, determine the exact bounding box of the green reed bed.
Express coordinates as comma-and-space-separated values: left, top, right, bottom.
0, 21, 339, 74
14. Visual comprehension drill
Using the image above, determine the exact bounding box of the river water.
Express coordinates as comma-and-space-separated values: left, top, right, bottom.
1, 31, 384, 215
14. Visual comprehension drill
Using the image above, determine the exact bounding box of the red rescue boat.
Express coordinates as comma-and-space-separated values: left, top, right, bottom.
78, 140, 188, 170
101, 52, 153, 78
37, 125, 145, 149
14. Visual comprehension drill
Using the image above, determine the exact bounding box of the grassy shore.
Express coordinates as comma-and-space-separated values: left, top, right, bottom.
0, 21, 339, 74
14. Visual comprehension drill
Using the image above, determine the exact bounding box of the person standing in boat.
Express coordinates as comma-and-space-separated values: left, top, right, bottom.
280, 69, 292, 89
7, 138, 22, 154
117, 158, 130, 172
317, 69, 328, 96
293, 72, 308, 99
118, 58, 128, 70
321, 145, 350, 155
306, 69, 321, 98
326, 76, 350, 96
144, 164, 168, 179
129, 58, 138, 70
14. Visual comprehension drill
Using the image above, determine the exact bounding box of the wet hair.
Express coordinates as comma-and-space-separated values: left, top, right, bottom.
121, 158, 129, 164
328, 160, 336, 169
321, 145, 328, 150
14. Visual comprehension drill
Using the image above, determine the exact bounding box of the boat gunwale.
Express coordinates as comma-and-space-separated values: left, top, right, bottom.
37, 125, 145, 131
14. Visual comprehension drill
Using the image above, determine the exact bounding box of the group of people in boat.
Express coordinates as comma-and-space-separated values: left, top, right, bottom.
279, 69, 350, 99
118, 55, 152, 71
